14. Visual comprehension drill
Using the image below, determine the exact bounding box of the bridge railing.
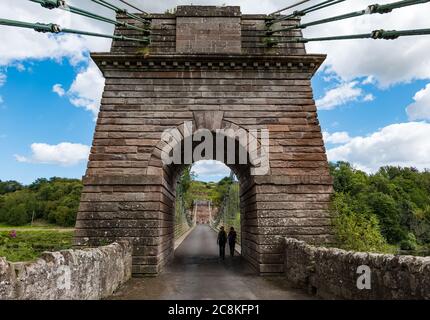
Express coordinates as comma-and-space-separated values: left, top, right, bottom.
174, 186, 194, 240
211, 182, 241, 243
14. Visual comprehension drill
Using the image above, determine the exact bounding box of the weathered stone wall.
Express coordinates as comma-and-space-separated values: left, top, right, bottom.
176, 6, 242, 54
195, 200, 212, 224
0, 241, 132, 300
285, 238, 430, 300
112, 7, 305, 55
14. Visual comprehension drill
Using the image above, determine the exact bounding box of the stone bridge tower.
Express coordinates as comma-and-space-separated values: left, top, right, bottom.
194, 200, 212, 224
74, 6, 333, 276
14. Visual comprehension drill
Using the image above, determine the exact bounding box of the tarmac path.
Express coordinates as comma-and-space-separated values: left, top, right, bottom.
110, 224, 313, 300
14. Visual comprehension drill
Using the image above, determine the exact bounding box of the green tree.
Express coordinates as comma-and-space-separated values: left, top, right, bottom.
365, 192, 404, 243
0, 180, 23, 195
331, 193, 389, 252
330, 161, 430, 251
7, 204, 30, 226
0, 178, 82, 227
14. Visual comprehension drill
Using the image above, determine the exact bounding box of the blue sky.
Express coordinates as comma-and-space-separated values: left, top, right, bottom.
313, 76, 429, 136
1, 0, 430, 184
0, 59, 95, 183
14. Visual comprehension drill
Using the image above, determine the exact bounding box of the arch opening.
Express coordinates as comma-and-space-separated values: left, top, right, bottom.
163, 129, 258, 267
174, 160, 241, 248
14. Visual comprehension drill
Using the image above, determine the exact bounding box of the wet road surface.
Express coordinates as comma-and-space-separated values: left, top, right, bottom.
109, 224, 313, 300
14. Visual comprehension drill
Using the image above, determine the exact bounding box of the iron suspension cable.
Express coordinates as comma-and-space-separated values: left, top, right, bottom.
301, 0, 343, 12
29, 0, 150, 33
268, 0, 430, 34
90, 0, 150, 24
303, 0, 345, 14
291, 0, 343, 16
279, 28, 430, 42
270, 0, 312, 15
0, 18, 150, 43
268, 0, 345, 25
118, 0, 148, 15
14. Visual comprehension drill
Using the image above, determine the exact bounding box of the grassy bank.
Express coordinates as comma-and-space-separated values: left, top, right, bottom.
0, 222, 74, 231
0, 229, 73, 262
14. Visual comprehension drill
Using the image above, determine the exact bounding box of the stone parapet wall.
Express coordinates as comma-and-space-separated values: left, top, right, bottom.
0, 241, 132, 300
176, 6, 242, 54
111, 6, 305, 55
285, 238, 430, 299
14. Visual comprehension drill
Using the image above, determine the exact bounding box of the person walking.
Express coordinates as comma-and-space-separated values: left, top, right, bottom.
228, 227, 237, 257
217, 226, 227, 260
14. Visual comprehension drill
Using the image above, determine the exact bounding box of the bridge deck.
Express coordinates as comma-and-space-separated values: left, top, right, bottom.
109, 225, 313, 300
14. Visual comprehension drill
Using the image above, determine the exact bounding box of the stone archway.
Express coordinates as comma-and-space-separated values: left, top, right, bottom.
144, 118, 269, 273
74, 5, 334, 276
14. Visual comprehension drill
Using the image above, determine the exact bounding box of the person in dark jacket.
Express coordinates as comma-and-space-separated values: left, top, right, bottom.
217, 226, 227, 260
228, 227, 237, 257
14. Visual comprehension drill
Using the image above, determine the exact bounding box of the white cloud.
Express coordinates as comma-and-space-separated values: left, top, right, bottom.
406, 83, 430, 121
14, 155, 28, 163
67, 61, 105, 117
52, 84, 65, 97
191, 160, 231, 181
363, 93, 375, 102
0, 0, 110, 119
323, 131, 351, 144
322, 73, 341, 83
15, 142, 90, 166
0, 0, 429, 88
0, 0, 428, 123
15, 63, 25, 72
316, 81, 368, 110
362, 76, 375, 85
53, 62, 105, 118
0, 0, 112, 67
327, 122, 430, 172
304, 0, 430, 87
0, 72, 6, 87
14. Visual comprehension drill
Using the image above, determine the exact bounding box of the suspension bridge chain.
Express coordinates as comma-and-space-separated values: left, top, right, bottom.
0, 0, 151, 44
270, 0, 313, 15
211, 171, 240, 236
267, 0, 346, 26
29, 0, 150, 34
118, 0, 148, 15
268, 0, 430, 34
90, 0, 150, 25
0, 18, 150, 43
265, 0, 430, 46
283, 28, 430, 42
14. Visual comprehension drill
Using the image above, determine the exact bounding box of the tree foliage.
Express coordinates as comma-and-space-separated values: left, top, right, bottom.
0, 178, 82, 227
0, 180, 23, 195
330, 162, 430, 251
331, 193, 389, 252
